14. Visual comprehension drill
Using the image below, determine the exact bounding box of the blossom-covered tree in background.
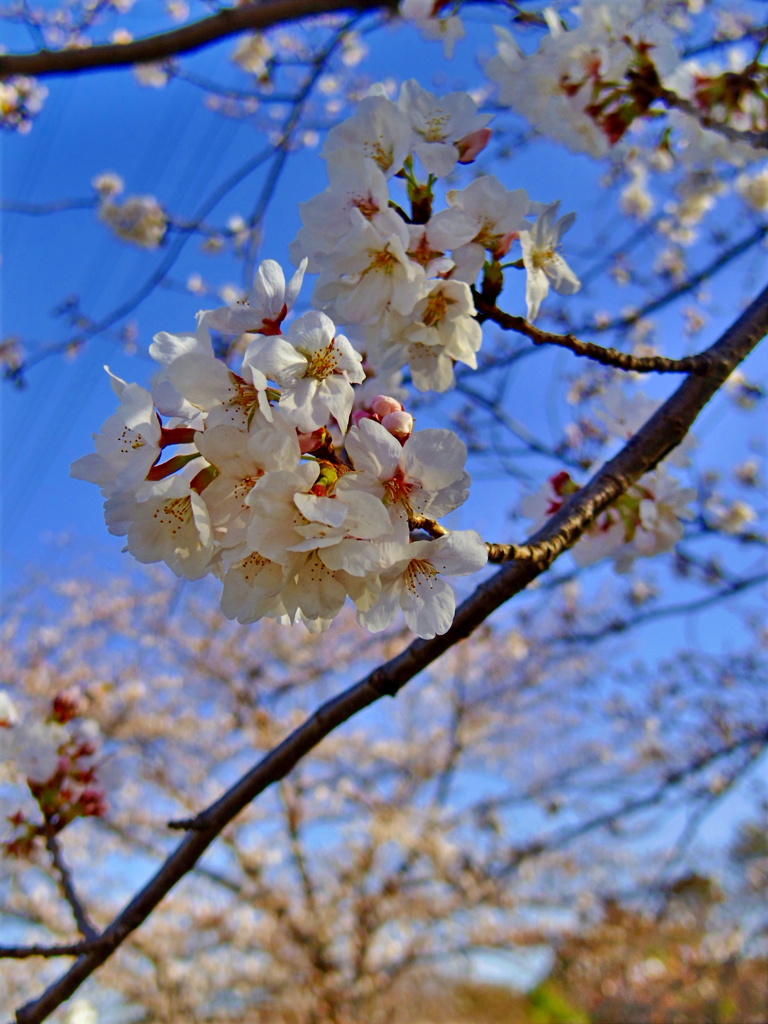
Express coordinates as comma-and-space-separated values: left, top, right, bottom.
0, 0, 766, 1020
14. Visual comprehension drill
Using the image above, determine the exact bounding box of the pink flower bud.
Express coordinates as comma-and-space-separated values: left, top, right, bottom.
492, 231, 517, 260
381, 410, 414, 442
457, 127, 492, 164
297, 427, 327, 454
52, 688, 81, 723
371, 394, 404, 418
352, 409, 375, 428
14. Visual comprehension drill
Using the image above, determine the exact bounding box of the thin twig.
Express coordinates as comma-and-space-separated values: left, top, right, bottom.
475, 297, 710, 374
44, 833, 99, 943
0, 939, 104, 960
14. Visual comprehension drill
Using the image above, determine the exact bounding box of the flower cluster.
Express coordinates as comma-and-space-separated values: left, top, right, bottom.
0, 75, 48, 134
486, 1, 679, 156
72, 257, 488, 639
0, 689, 107, 858
290, 78, 580, 375
75, 75, 714, 640
98, 188, 168, 248
522, 466, 696, 573
485, 0, 766, 170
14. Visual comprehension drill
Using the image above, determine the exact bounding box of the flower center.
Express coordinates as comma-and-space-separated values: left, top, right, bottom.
421, 290, 452, 327
153, 496, 191, 536
303, 342, 340, 381
404, 558, 439, 592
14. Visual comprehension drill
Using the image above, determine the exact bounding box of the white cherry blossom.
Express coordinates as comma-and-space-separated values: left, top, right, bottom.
70, 368, 161, 496
345, 418, 470, 525
322, 94, 413, 179
289, 153, 390, 272
397, 79, 491, 178
151, 316, 272, 427
201, 258, 307, 336
105, 472, 214, 581
399, 0, 466, 59
313, 208, 426, 325
245, 311, 364, 432
518, 201, 581, 321
430, 176, 530, 283
357, 530, 488, 639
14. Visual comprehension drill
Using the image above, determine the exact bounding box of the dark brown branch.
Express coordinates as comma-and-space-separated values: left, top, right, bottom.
0, 0, 397, 78
14, 283, 768, 1024
44, 834, 99, 943
475, 298, 710, 374
0, 939, 105, 960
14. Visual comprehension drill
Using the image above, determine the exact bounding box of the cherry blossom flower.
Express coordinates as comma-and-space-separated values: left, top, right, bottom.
357, 530, 488, 639
201, 258, 307, 336
151, 316, 272, 427
99, 194, 167, 248
345, 418, 470, 525
70, 368, 162, 496
289, 153, 390, 272
245, 311, 364, 432
232, 32, 273, 77
105, 472, 215, 581
322, 93, 413, 179
312, 208, 426, 325
429, 176, 530, 283
518, 201, 581, 321
399, 0, 466, 59
397, 80, 491, 178
194, 414, 300, 549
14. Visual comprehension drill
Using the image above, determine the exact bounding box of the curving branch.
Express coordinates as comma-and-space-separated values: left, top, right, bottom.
13, 282, 768, 1023
43, 834, 98, 943
475, 297, 710, 374
0, 0, 398, 78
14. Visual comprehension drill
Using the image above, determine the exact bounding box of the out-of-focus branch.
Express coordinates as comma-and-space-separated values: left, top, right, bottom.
0, 940, 103, 961
552, 571, 768, 646
44, 834, 98, 943
572, 222, 768, 336
500, 724, 768, 874
14, 283, 768, 1024
656, 86, 768, 152
0, 0, 399, 78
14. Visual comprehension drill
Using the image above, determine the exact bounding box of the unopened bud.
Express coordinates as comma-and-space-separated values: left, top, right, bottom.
457, 127, 492, 164
311, 462, 339, 496
492, 231, 517, 260
352, 409, 375, 428
52, 688, 81, 724
381, 410, 414, 442
371, 394, 404, 418
298, 427, 329, 454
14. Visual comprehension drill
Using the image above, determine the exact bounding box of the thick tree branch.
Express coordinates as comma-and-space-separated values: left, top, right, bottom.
14, 283, 768, 1024
0, 0, 397, 78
